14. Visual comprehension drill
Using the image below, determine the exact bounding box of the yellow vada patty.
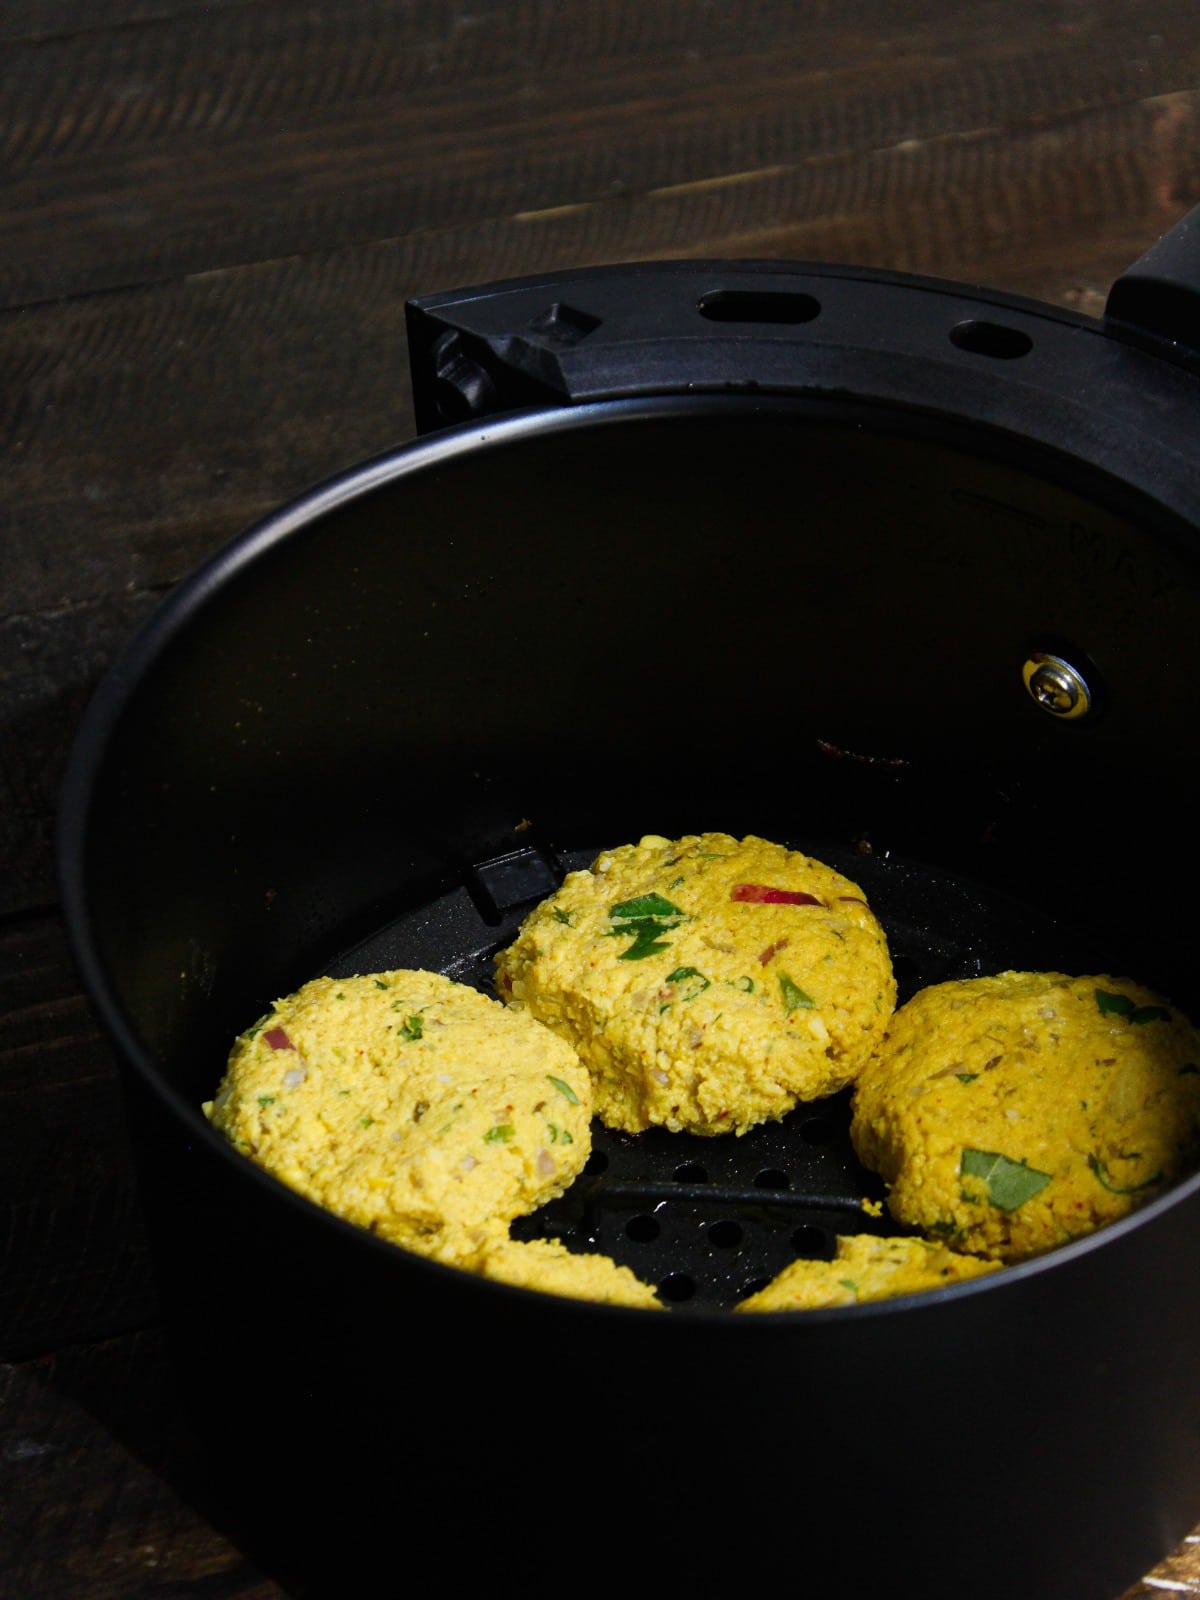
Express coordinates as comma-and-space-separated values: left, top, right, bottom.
850, 971, 1200, 1262
494, 832, 896, 1136
204, 969, 595, 1261
737, 1233, 1000, 1312
460, 1227, 663, 1309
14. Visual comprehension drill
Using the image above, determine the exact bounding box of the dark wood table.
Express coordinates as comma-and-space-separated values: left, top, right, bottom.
4, 4, 1200, 1593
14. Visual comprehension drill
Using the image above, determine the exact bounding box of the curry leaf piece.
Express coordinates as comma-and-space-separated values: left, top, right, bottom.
1095, 989, 1135, 1019
611, 894, 685, 922
615, 922, 674, 960
608, 894, 687, 961
1095, 988, 1170, 1025
1086, 1153, 1162, 1195
779, 973, 815, 1013
960, 1148, 1052, 1212
397, 1014, 424, 1041
1132, 1005, 1171, 1025
666, 965, 710, 1001
547, 1074, 580, 1106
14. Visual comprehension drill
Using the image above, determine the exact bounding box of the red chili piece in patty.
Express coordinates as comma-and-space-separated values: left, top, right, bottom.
731, 883, 824, 906
758, 938, 790, 966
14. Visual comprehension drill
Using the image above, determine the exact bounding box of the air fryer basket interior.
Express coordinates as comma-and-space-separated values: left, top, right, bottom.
79, 393, 1200, 1305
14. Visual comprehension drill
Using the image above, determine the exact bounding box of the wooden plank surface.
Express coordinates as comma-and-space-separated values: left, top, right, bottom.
2, 1, 1197, 310
5, 2, 1200, 1594
0, 914, 156, 1361
1, 1332, 284, 1599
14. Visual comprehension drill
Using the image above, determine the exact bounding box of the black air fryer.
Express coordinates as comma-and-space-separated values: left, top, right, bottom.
60, 208, 1200, 1598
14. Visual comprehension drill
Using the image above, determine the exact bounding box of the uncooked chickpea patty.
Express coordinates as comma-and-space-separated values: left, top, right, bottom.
461, 1226, 663, 1308
737, 1233, 1000, 1311
494, 832, 896, 1136
850, 971, 1200, 1261
204, 969, 594, 1264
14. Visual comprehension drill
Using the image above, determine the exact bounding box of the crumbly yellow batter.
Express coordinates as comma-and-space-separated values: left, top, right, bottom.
457, 1226, 663, 1308
206, 969, 662, 1305
494, 832, 895, 1135
850, 971, 1200, 1261
204, 969, 593, 1258
737, 1233, 1000, 1311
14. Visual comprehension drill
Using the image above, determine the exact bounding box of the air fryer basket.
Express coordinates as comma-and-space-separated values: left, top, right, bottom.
60, 216, 1200, 1597
333, 836, 1134, 1306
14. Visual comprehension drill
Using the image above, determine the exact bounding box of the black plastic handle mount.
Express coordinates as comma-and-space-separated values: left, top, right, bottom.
403, 244, 1200, 541
405, 259, 1089, 433
1105, 200, 1200, 355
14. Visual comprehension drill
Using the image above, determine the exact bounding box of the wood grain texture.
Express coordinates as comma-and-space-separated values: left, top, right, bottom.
0, 1, 1194, 306
0, 914, 157, 1359
0, 1, 259, 46
1, 1332, 286, 1600
1120, 1545, 1200, 1600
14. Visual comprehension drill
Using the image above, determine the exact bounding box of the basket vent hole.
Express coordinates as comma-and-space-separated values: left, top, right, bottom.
792, 1224, 834, 1259
657, 1273, 696, 1304
626, 1214, 661, 1243
708, 1220, 743, 1249
949, 318, 1033, 359
753, 1167, 790, 1189
673, 1161, 709, 1184
697, 288, 820, 325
